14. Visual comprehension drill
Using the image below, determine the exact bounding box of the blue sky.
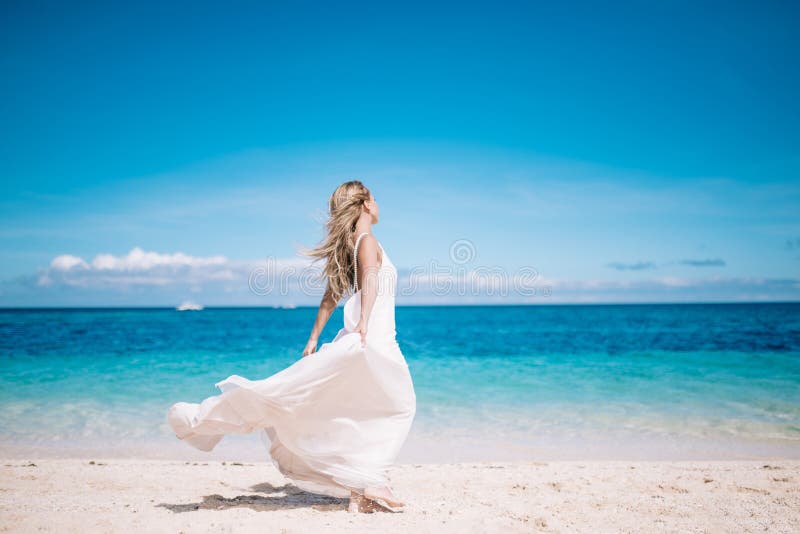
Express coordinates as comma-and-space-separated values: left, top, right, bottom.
1, 1, 798, 305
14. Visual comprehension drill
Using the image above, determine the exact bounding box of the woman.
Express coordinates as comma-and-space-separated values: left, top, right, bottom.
167, 180, 417, 513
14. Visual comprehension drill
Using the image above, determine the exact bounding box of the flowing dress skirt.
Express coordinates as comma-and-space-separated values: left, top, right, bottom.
167, 329, 416, 498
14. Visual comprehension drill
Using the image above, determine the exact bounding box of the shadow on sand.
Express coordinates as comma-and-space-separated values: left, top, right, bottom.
157, 481, 393, 513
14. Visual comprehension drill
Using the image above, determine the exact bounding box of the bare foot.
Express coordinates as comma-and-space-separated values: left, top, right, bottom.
348, 491, 394, 513
364, 485, 405, 508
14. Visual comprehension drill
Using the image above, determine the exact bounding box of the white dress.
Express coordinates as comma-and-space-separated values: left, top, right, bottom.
167, 236, 416, 498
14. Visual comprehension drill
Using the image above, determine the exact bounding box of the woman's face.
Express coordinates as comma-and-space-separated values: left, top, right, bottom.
366, 193, 380, 224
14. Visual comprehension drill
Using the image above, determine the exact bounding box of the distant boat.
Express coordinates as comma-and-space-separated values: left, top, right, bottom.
176, 301, 204, 311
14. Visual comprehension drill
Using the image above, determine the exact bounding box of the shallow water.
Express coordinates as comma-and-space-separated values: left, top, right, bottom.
1, 303, 798, 461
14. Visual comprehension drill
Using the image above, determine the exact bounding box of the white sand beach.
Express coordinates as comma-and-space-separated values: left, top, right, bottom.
1, 458, 798, 533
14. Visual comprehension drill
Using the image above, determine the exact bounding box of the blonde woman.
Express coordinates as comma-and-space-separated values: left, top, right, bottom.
168, 181, 417, 513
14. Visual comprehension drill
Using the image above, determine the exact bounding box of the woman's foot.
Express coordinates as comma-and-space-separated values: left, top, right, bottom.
348, 491, 385, 513
347, 491, 392, 514
364, 485, 405, 508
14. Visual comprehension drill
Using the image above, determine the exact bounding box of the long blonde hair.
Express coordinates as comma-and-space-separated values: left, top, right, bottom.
304, 180, 371, 302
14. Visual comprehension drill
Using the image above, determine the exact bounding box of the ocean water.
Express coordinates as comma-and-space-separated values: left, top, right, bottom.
1, 303, 798, 462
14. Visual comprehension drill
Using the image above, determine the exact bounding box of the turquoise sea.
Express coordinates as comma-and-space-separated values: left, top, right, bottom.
1, 303, 798, 462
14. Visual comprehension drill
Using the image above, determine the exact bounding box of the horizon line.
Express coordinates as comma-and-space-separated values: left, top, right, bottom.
1, 300, 799, 311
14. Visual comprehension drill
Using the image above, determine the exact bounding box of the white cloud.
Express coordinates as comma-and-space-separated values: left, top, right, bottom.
14, 248, 800, 306
50, 254, 89, 271
89, 247, 227, 271
38, 247, 316, 291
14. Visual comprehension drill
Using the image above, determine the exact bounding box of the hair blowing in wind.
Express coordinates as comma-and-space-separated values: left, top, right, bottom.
304, 180, 372, 302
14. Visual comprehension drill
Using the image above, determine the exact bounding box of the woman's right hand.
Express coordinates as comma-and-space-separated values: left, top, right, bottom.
302, 338, 318, 357
354, 319, 368, 348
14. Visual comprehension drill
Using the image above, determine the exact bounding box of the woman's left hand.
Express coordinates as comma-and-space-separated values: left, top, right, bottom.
302, 338, 318, 357
354, 319, 367, 348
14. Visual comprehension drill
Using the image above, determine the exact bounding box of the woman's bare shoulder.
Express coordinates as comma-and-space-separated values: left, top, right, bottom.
356, 234, 380, 263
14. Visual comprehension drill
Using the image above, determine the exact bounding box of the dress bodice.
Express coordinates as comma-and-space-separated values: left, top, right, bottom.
343, 239, 398, 341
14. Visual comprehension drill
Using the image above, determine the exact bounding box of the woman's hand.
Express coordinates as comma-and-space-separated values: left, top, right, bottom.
302, 338, 318, 357
354, 319, 367, 348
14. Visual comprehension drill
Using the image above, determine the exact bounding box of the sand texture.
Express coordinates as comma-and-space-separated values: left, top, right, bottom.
1, 459, 798, 533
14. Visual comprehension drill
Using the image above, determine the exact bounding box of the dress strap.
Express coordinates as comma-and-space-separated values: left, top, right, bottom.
353, 232, 370, 292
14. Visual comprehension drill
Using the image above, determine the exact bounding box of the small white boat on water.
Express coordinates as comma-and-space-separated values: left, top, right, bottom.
176, 301, 204, 311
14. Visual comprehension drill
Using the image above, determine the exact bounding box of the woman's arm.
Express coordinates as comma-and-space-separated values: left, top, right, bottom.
354, 235, 380, 347
302, 284, 337, 357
